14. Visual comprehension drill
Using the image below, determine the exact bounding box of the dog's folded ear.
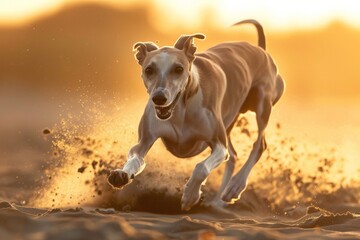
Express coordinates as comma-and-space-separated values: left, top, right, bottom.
174, 33, 206, 62
133, 42, 159, 65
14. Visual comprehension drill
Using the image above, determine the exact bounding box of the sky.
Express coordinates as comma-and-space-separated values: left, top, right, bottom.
1, 0, 360, 31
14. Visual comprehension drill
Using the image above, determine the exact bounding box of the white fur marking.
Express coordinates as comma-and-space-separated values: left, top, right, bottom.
203, 144, 227, 173
122, 155, 146, 177
157, 52, 175, 78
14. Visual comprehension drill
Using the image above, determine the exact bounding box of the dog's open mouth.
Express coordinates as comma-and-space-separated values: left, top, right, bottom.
155, 92, 181, 120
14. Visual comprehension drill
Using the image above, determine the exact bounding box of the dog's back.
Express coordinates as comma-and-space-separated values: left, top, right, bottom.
194, 40, 282, 129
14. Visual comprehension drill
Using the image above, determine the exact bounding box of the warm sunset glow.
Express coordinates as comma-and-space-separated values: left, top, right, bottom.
0, 0, 62, 24
1, 0, 360, 31
0, 0, 141, 25
210, 0, 360, 30
1, 0, 360, 237
153, 0, 360, 31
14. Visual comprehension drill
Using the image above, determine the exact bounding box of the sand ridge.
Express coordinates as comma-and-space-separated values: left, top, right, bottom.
1, 201, 360, 239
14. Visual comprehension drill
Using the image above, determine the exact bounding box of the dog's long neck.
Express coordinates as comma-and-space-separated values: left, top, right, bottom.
184, 64, 200, 104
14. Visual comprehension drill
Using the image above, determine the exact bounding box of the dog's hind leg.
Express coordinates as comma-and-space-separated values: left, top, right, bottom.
272, 75, 285, 105
221, 88, 272, 203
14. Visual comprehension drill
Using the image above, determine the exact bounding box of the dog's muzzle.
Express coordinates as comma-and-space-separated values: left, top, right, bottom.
154, 91, 181, 120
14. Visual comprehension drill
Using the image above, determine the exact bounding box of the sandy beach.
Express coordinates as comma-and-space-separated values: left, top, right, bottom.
1, 202, 360, 239
1, 96, 360, 240
1, 2, 360, 239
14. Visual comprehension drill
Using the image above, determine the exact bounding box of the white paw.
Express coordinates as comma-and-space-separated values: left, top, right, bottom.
181, 183, 202, 211
221, 177, 247, 204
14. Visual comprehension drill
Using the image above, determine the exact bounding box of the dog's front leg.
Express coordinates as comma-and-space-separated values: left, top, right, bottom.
108, 135, 156, 189
181, 143, 228, 211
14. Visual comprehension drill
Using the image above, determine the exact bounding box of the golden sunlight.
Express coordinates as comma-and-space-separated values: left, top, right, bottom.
211, 0, 360, 30
150, 0, 360, 31
0, 0, 62, 24
2, 0, 360, 238
0, 0, 140, 25
2, 0, 360, 31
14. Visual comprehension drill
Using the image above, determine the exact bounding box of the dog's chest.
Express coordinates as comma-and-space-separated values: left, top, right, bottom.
157, 109, 215, 157
161, 131, 208, 158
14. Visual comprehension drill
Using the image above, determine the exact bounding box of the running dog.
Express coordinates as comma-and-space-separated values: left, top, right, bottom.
108, 19, 285, 211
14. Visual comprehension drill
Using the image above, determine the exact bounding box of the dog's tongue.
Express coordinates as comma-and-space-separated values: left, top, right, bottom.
154, 91, 181, 120
155, 106, 171, 120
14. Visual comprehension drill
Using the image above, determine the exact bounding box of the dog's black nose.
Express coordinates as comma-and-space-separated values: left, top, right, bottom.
152, 93, 167, 105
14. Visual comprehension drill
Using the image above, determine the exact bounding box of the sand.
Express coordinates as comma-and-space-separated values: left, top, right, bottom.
0, 201, 359, 239
1, 98, 360, 240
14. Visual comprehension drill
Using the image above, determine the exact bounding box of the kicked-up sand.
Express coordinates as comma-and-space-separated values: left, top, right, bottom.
1, 97, 360, 240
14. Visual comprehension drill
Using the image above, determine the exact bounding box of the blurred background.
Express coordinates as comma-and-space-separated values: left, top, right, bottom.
2, 0, 360, 99
1, 0, 360, 203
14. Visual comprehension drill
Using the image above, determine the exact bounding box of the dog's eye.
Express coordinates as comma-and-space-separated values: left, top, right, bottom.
174, 66, 184, 74
145, 67, 153, 76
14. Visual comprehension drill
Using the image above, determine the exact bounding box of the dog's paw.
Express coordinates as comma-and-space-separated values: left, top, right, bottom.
221, 178, 247, 204
204, 198, 229, 209
181, 192, 201, 212
181, 184, 202, 211
203, 199, 239, 218
107, 169, 132, 189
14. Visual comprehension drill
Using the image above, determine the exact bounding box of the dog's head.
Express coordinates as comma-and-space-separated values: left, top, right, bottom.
133, 33, 205, 120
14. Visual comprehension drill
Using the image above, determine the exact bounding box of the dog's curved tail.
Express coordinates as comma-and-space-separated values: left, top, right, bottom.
232, 19, 266, 50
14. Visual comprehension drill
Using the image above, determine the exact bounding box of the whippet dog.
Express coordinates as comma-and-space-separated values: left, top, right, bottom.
108, 19, 285, 211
